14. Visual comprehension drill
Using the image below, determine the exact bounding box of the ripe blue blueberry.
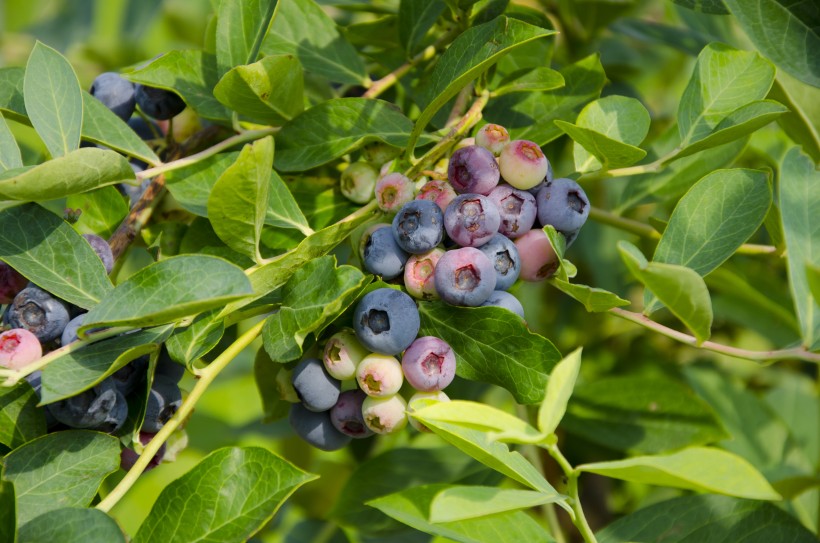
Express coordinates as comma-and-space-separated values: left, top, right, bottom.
6, 285, 71, 343
401, 336, 456, 392
112, 356, 149, 396
353, 288, 420, 355
142, 375, 182, 432
362, 226, 409, 280
434, 247, 496, 306
292, 357, 341, 412
24, 371, 59, 428
444, 194, 501, 248
156, 348, 186, 383
289, 402, 352, 451
90, 72, 136, 121
487, 185, 537, 238
481, 290, 525, 319
478, 233, 521, 291
127, 116, 162, 141
47, 377, 129, 433
135, 84, 186, 120
392, 200, 444, 254
83, 234, 115, 274
448, 145, 500, 195
536, 178, 590, 234
330, 389, 373, 438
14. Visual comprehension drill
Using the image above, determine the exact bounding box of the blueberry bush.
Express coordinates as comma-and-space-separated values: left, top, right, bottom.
0, 0, 819, 541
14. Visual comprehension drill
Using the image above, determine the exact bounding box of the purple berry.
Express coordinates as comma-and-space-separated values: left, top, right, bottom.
475, 124, 510, 156
362, 226, 409, 280
498, 140, 549, 190
536, 178, 590, 233
0, 328, 42, 370
392, 200, 444, 254
404, 248, 444, 300
362, 394, 407, 434
514, 229, 559, 282
353, 288, 420, 355
487, 185, 537, 238
401, 336, 456, 392
375, 173, 414, 212
330, 390, 374, 438
448, 146, 500, 195
416, 180, 457, 212
120, 432, 166, 472
444, 194, 501, 248
477, 233, 521, 291
481, 290, 525, 319
0, 263, 29, 304
83, 234, 115, 274
434, 247, 496, 306
356, 353, 403, 397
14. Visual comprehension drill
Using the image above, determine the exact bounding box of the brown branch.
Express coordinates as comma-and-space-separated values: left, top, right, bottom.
108, 174, 167, 262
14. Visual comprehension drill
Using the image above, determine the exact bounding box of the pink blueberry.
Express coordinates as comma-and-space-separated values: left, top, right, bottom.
404, 248, 445, 300
416, 180, 457, 212
401, 336, 456, 392
498, 140, 550, 190
514, 229, 560, 281
375, 173, 414, 212
0, 328, 42, 370
475, 124, 510, 156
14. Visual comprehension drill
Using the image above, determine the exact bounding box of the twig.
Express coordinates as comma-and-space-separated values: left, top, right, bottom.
446, 84, 473, 127
108, 174, 167, 262
546, 445, 598, 543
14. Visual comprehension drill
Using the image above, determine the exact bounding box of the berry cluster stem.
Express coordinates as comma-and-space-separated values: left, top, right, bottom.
546, 445, 598, 543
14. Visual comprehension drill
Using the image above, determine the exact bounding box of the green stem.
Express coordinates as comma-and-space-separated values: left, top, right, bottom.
546, 445, 598, 543
610, 307, 820, 363
96, 319, 266, 512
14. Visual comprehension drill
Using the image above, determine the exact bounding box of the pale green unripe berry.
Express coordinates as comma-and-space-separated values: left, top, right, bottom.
356, 353, 403, 397
362, 394, 408, 434
498, 140, 549, 190
341, 162, 379, 204
323, 328, 369, 380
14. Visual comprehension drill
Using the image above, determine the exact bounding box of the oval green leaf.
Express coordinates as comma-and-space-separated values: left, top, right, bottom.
538, 347, 582, 436
215, 0, 277, 76
19, 508, 125, 543
0, 113, 22, 172
0, 382, 46, 449
411, 400, 543, 444
430, 486, 566, 523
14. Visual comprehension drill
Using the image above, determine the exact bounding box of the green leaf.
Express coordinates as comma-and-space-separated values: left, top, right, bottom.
0, 383, 46, 449
0, 203, 113, 309
579, 447, 781, 500
722, 0, 820, 88
81, 92, 160, 166
82, 255, 253, 330
134, 447, 316, 543
23, 41, 82, 158
418, 302, 561, 404
765, 373, 820, 472
254, 347, 295, 422
40, 326, 172, 404
768, 77, 820, 163
618, 241, 713, 343
672, 100, 788, 160
0, 147, 134, 201
779, 146, 820, 350
266, 170, 311, 234
485, 54, 606, 146
808, 263, 820, 307
215, 0, 277, 76
262, 256, 368, 362
399, 0, 446, 54
430, 486, 565, 523
672, 0, 729, 14
208, 136, 273, 262
562, 376, 729, 454
262, 0, 367, 85
549, 279, 630, 312
411, 400, 543, 444
125, 50, 229, 121
367, 484, 554, 543
274, 98, 425, 172
0, 113, 22, 172
597, 494, 818, 543
678, 43, 775, 146
2, 431, 120, 525
556, 121, 647, 172
0, 67, 26, 124
214, 55, 304, 125
493, 67, 565, 97
409, 16, 555, 154
166, 309, 225, 368
66, 186, 129, 239
164, 151, 240, 217
0, 481, 14, 543
538, 348, 582, 436
18, 508, 125, 543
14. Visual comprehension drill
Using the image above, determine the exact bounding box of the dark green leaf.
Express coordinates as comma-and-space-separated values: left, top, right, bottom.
254, 347, 295, 422
82, 255, 253, 330
0, 203, 113, 309
166, 309, 225, 368
262, 0, 368, 85
418, 302, 561, 404
18, 508, 125, 543
215, 0, 277, 75
134, 447, 315, 543
768, 77, 820, 163
0, 67, 26, 124
0, 113, 22, 172
67, 186, 129, 239
2, 431, 120, 525
164, 152, 240, 217
0, 481, 14, 543
399, 0, 446, 54
672, 0, 729, 13
0, 383, 46, 449
23, 41, 82, 158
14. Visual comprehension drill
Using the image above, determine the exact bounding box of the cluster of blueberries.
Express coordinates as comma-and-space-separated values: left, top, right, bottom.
289, 288, 454, 451
351, 123, 590, 313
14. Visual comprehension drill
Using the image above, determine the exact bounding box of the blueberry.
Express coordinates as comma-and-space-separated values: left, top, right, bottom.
135, 84, 186, 120
120, 431, 166, 472
448, 146, 500, 195
392, 200, 444, 255
526, 162, 554, 197
0, 329, 42, 370
401, 336, 456, 392
289, 402, 352, 451
0, 262, 28, 304
24, 371, 58, 428
475, 124, 510, 156
487, 185, 537, 238
156, 347, 186, 383
535, 178, 590, 233
434, 247, 496, 306
362, 394, 407, 434
356, 353, 403, 397
498, 140, 549, 190
112, 356, 148, 396
89, 72, 136, 121
291, 358, 341, 412
142, 375, 182, 432
416, 179, 457, 212
375, 173, 415, 212
6, 285, 71, 343
481, 290, 525, 319
408, 390, 449, 432
82, 234, 115, 274
362, 226, 409, 280
353, 288, 420, 355
330, 390, 373, 438
357, 222, 391, 261
323, 328, 368, 381
60, 313, 86, 345
341, 162, 379, 204
444, 194, 501, 248
514, 229, 559, 281
477, 233, 521, 291
47, 377, 129, 433
404, 248, 444, 300
127, 116, 162, 141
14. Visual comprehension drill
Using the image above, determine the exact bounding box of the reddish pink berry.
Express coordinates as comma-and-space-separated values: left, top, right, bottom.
475, 124, 510, 156
404, 248, 445, 300
375, 173, 414, 212
0, 328, 42, 370
514, 229, 559, 281
416, 180, 457, 212
499, 140, 549, 190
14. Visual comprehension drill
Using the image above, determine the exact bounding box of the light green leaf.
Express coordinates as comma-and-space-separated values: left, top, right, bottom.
214, 55, 304, 125
411, 400, 542, 444
0, 67, 26, 124
808, 263, 820, 307
672, 0, 730, 14
492, 67, 565, 97
165, 151, 240, 217
780, 146, 820, 350
81, 92, 160, 166
557, 121, 647, 172
262, 256, 368, 362
399, 0, 446, 54
67, 186, 129, 239
166, 309, 225, 368
538, 348, 581, 436
619, 241, 713, 343
0, 113, 22, 172
208, 136, 273, 262
82, 255, 253, 330
678, 43, 775, 146
368, 484, 555, 543
0, 147, 134, 201
765, 373, 820, 473
0, 383, 46, 449
408, 16, 555, 154
215, 0, 277, 76
418, 302, 561, 404
597, 494, 818, 543
23, 41, 82, 158
430, 486, 565, 523
18, 508, 125, 543
579, 447, 781, 500
262, 0, 367, 85
2, 431, 120, 525
134, 447, 316, 543
768, 77, 820, 163
266, 170, 311, 234
0, 203, 113, 309
549, 279, 629, 312
722, 0, 820, 88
